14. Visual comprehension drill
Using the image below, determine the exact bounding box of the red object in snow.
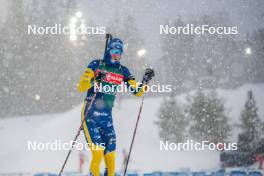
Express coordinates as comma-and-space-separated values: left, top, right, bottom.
255, 154, 264, 169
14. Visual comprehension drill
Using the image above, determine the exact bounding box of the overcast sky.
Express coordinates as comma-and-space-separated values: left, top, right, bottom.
79, 0, 264, 59
1, 0, 263, 60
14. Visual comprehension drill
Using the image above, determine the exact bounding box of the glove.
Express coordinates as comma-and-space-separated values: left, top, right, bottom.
142, 68, 155, 83
95, 70, 107, 82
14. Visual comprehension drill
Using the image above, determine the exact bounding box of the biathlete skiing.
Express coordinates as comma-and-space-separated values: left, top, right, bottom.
77, 35, 154, 176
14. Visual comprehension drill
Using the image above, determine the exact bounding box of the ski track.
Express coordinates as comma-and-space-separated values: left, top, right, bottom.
0, 84, 263, 173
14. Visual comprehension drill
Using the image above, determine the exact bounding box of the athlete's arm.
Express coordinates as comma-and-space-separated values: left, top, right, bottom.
127, 79, 148, 97
77, 60, 100, 92
122, 66, 147, 97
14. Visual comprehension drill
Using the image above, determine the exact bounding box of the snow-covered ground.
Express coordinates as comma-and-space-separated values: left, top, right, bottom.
0, 84, 263, 173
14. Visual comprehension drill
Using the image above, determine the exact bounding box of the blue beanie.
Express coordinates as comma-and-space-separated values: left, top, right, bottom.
104, 38, 123, 67
108, 38, 123, 53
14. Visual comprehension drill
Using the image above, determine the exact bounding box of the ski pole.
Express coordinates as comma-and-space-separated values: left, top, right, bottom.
58, 33, 112, 176
58, 91, 97, 176
123, 95, 146, 176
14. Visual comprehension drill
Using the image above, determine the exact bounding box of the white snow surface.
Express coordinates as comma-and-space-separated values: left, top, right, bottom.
0, 84, 264, 173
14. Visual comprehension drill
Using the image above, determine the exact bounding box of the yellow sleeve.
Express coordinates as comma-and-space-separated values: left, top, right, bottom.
77, 68, 94, 92
127, 79, 148, 97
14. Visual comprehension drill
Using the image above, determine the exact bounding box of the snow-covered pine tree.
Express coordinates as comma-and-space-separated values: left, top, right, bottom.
0, 0, 32, 117
159, 17, 195, 92
189, 90, 231, 143
237, 90, 262, 152
156, 94, 188, 142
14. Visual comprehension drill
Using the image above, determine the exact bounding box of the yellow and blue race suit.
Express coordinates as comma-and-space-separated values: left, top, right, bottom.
77, 59, 147, 176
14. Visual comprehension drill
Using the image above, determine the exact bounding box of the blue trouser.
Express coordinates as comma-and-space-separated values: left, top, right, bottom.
81, 98, 116, 176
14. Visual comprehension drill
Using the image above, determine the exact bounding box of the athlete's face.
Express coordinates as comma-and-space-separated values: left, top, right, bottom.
110, 49, 122, 62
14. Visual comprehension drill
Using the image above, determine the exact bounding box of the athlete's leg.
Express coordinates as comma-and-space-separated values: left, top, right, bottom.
81, 101, 104, 176
101, 116, 116, 176
104, 151, 116, 176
